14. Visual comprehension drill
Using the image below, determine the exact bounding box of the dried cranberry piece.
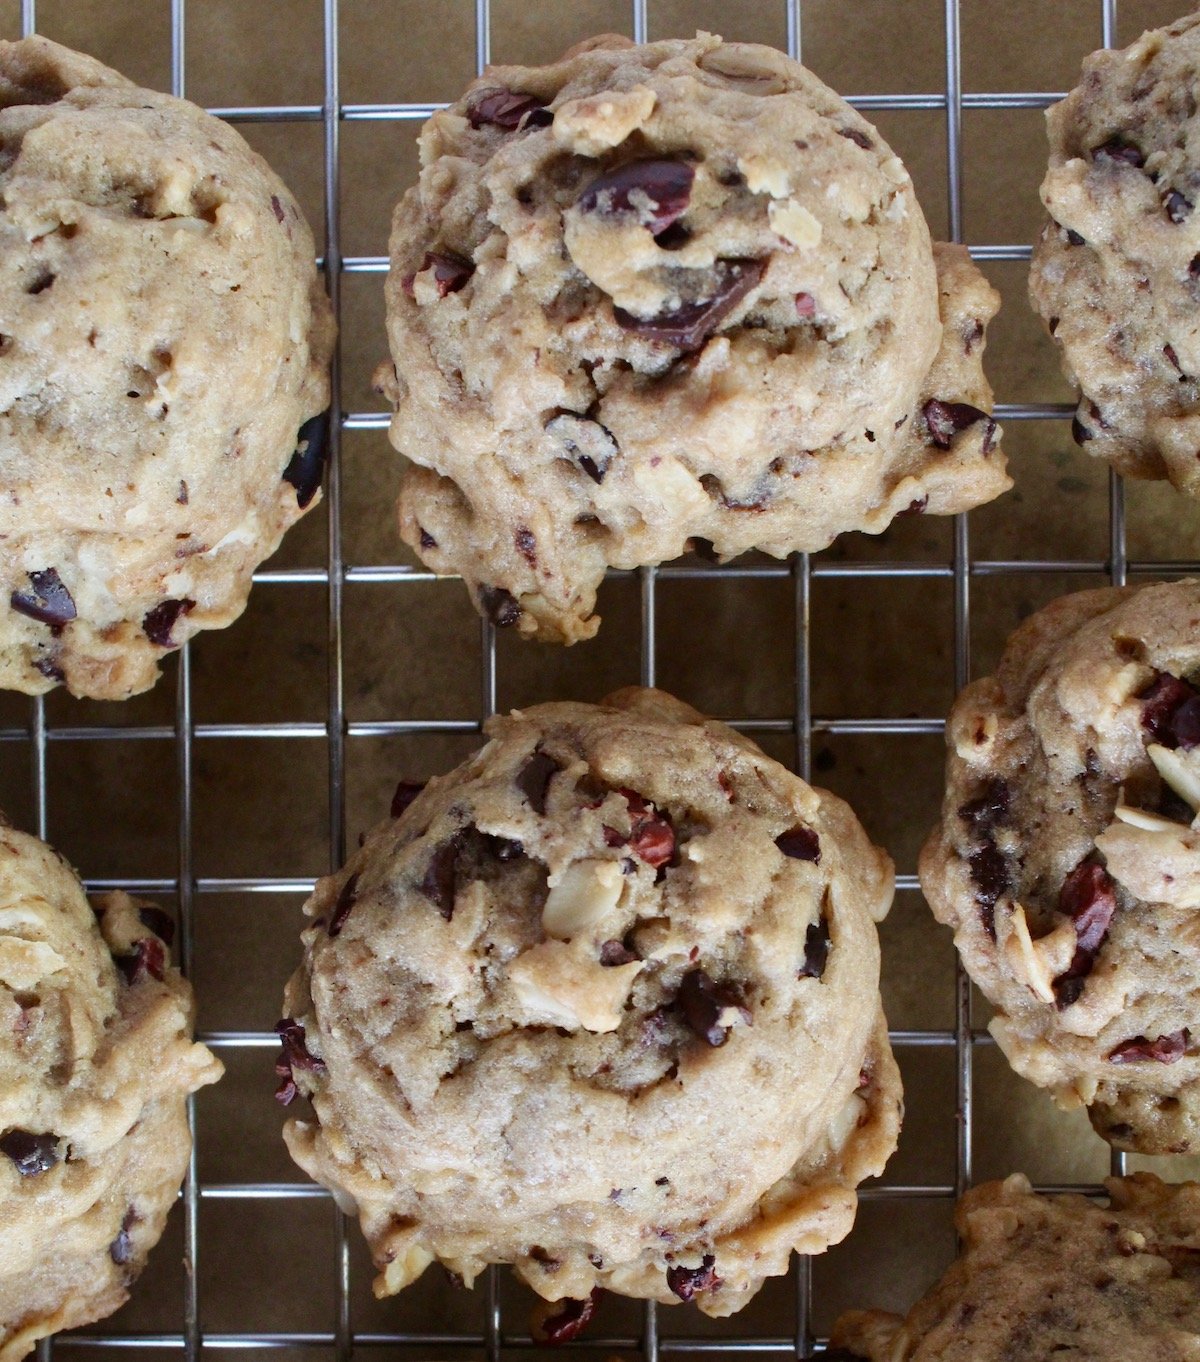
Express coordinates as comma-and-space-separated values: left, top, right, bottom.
923, 399, 994, 450
0, 1129, 59, 1175
420, 251, 474, 297
619, 789, 675, 868
270, 194, 286, 224
467, 89, 549, 130
1165, 343, 1184, 373
1166, 190, 1193, 223
666, 1254, 721, 1301
420, 838, 460, 920
677, 969, 750, 1047
282, 410, 329, 509
1139, 671, 1200, 749
109, 1207, 139, 1266
116, 937, 167, 984
614, 257, 765, 352
391, 780, 425, 818
518, 751, 560, 815
838, 126, 873, 150
137, 905, 175, 946
529, 1287, 601, 1345
599, 939, 639, 966
578, 159, 695, 236
479, 585, 521, 627
1108, 1028, 1189, 1064
799, 917, 830, 980
1093, 137, 1145, 168
11, 568, 76, 631
775, 825, 821, 863
328, 872, 360, 938
794, 291, 816, 318
143, 598, 195, 648
274, 1018, 325, 1104
1051, 860, 1117, 1008
515, 527, 537, 566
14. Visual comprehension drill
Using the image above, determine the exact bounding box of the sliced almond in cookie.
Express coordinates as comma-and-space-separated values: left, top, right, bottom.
1146, 742, 1200, 815
1095, 819, 1200, 909
1112, 802, 1186, 832
542, 858, 623, 940
1002, 903, 1057, 1005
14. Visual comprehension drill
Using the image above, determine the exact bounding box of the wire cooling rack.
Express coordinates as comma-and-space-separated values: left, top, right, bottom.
8, 0, 1199, 1357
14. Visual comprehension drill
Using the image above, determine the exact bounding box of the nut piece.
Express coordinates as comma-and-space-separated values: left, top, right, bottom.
768, 198, 822, 249
542, 858, 624, 939
508, 939, 642, 1032
1147, 742, 1200, 816
1001, 903, 1074, 1005
1095, 819, 1200, 909
1112, 803, 1186, 833
552, 85, 657, 154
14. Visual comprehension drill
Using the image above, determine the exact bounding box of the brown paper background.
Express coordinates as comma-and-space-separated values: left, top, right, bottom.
2, 1, 1200, 1357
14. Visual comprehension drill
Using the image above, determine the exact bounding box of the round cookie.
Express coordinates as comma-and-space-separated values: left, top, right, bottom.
0, 36, 334, 700
829, 1173, 1200, 1361
0, 817, 222, 1360
279, 686, 902, 1317
378, 32, 1009, 644
1029, 12, 1200, 494
919, 580, 1200, 1155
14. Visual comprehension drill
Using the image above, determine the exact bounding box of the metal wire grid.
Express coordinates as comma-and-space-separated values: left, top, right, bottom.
10, 0, 1186, 1356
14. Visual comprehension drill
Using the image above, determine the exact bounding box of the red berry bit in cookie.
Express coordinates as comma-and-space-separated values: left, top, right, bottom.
613, 258, 766, 352
578, 159, 695, 238
274, 1018, 326, 1105
1107, 1029, 1190, 1064
529, 1287, 601, 1344
1051, 859, 1117, 1009
116, 936, 167, 984
666, 1254, 721, 1302
10, 568, 76, 632
467, 89, 551, 131
1139, 671, 1200, 749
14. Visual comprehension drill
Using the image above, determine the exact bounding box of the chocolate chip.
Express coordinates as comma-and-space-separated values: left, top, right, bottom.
578, 159, 695, 237
515, 528, 537, 566
1108, 1029, 1189, 1064
177, 480, 189, 505
0, 1129, 59, 1175
32, 655, 64, 683
466, 89, 550, 131
1048, 316, 1060, 335
599, 939, 638, 966
666, 1254, 721, 1301
109, 1207, 139, 1265
479, 585, 521, 628
654, 221, 691, 250
900, 496, 928, 516
142, 598, 195, 648
775, 825, 821, 863
137, 906, 175, 946
274, 1018, 325, 1104
11, 568, 76, 630
958, 777, 1011, 834
391, 780, 425, 818
1166, 190, 1193, 223
799, 917, 830, 980
1071, 414, 1094, 444
26, 269, 54, 295
619, 789, 675, 868
700, 474, 769, 512
838, 126, 873, 150
923, 399, 994, 450
420, 251, 474, 297
1159, 782, 1195, 825
1052, 859, 1117, 1008
418, 528, 436, 550
545, 412, 620, 484
483, 832, 524, 861
1066, 228, 1086, 246
116, 937, 167, 984
1093, 137, 1144, 168
529, 1287, 600, 1345
614, 257, 765, 351
420, 839, 460, 920
282, 410, 329, 509
1139, 671, 1200, 749
1191, 254, 1200, 280
677, 969, 750, 1047
328, 872, 360, 938
518, 751, 560, 815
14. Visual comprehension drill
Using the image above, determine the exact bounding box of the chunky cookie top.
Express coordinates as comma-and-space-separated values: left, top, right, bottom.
920, 580, 1200, 1154
281, 687, 901, 1317
381, 33, 1007, 642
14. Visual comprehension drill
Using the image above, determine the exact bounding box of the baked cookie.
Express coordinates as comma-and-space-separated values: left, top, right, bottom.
378, 32, 1009, 644
919, 580, 1200, 1154
0, 816, 222, 1360
279, 687, 901, 1317
0, 37, 334, 700
829, 1172, 1200, 1361
1030, 12, 1200, 494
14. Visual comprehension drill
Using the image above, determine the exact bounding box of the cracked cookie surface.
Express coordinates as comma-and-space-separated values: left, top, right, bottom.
1030, 12, 1200, 494
0, 817, 221, 1361
920, 580, 1200, 1154
379, 32, 1008, 643
0, 36, 334, 699
280, 687, 901, 1317
831, 1173, 1200, 1361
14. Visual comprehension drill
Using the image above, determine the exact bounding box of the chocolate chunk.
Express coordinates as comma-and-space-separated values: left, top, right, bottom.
478, 585, 521, 628
0, 1129, 59, 1176
900, 496, 928, 516
420, 839, 460, 920
467, 89, 550, 131
1159, 782, 1195, 825
143, 598, 195, 648
274, 1018, 325, 1104
418, 528, 436, 550
599, 939, 639, 966
958, 777, 1011, 834
799, 917, 830, 980
1166, 190, 1193, 223
619, 789, 675, 868
578, 159, 695, 236
545, 412, 620, 485
677, 968, 750, 1047
518, 751, 560, 814
654, 222, 691, 250
116, 937, 167, 984
923, 399, 994, 450
420, 250, 474, 297
968, 844, 1010, 941
515, 527, 537, 566
11, 568, 76, 630
328, 872, 360, 938
282, 410, 329, 509
32, 655, 64, 683
775, 825, 821, 863
482, 832, 523, 861
391, 780, 425, 818
1093, 137, 1145, 168
1108, 1029, 1189, 1064
109, 1207, 139, 1265
138, 905, 176, 946
1052, 860, 1117, 1008
1192, 254, 1200, 280
1139, 671, 1200, 749
666, 1254, 721, 1301
529, 1287, 600, 1345
838, 126, 873, 150
614, 257, 765, 351
1066, 228, 1086, 246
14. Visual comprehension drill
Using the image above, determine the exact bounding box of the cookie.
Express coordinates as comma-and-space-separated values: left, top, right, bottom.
378, 32, 1009, 644
1029, 12, 1200, 494
0, 817, 222, 1359
830, 1172, 1200, 1361
279, 686, 901, 1317
919, 580, 1200, 1154
0, 36, 334, 700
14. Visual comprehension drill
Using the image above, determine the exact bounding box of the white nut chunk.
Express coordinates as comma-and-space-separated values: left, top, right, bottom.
1095, 819, 1200, 909
542, 858, 623, 940
768, 198, 822, 249
1112, 803, 1187, 833
1146, 742, 1200, 816
508, 939, 642, 1032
